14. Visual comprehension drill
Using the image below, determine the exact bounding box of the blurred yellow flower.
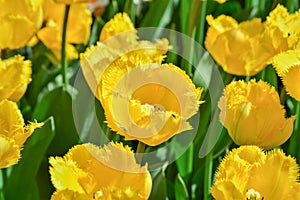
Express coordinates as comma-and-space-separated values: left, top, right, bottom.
205, 15, 288, 76
265, 4, 300, 49
211, 146, 300, 200
0, 99, 43, 168
55, 0, 89, 4
272, 50, 300, 101
218, 79, 295, 149
214, 0, 227, 3
0, 55, 32, 102
49, 142, 151, 199
0, 0, 43, 49
37, 0, 92, 60
99, 12, 137, 43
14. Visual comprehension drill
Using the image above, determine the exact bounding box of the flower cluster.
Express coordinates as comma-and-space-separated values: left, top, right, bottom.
0, 56, 42, 169
81, 13, 203, 146
206, 4, 300, 199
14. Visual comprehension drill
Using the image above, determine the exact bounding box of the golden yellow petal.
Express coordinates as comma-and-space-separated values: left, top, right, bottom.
0, 99, 24, 139
51, 189, 90, 200
282, 65, 300, 101
61, 143, 151, 198
14, 121, 43, 147
37, 23, 79, 60
96, 186, 148, 200
54, 0, 89, 4
206, 17, 270, 76
49, 156, 87, 193
219, 79, 294, 149
0, 0, 43, 49
67, 4, 92, 44
211, 180, 244, 200
265, 4, 300, 48
0, 0, 43, 27
102, 63, 202, 146
272, 50, 300, 100
0, 136, 20, 169
211, 146, 266, 199
99, 12, 136, 42
272, 50, 300, 76
0, 55, 32, 102
265, 4, 290, 34
205, 15, 238, 54
0, 14, 35, 49
247, 150, 300, 199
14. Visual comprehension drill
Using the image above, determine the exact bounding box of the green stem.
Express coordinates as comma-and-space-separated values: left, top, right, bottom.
61, 5, 70, 89
204, 150, 213, 200
187, 0, 201, 37
136, 141, 146, 153
0, 168, 7, 199
259, 68, 266, 81
195, 0, 208, 45
106, 129, 114, 141
124, 0, 135, 23
136, 141, 146, 163
288, 101, 300, 161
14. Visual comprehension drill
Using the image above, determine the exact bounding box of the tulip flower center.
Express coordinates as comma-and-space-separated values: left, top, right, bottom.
131, 83, 180, 114
246, 188, 263, 200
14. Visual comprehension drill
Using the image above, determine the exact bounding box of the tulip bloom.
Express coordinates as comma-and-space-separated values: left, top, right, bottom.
205, 15, 288, 76
0, 100, 43, 168
37, 0, 92, 60
265, 4, 300, 49
81, 12, 202, 146
0, 0, 43, 49
272, 50, 300, 101
101, 62, 203, 146
218, 79, 295, 149
49, 142, 152, 199
211, 146, 300, 200
0, 55, 32, 102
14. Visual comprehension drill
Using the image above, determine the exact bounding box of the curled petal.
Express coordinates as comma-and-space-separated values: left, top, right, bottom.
49, 157, 88, 193
212, 146, 300, 200
272, 50, 300, 101
0, 55, 32, 102
0, 136, 20, 169
99, 12, 137, 42
50, 142, 151, 199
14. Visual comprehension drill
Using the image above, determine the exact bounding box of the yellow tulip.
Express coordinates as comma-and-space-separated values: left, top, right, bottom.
81, 12, 200, 146
211, 146, 300, 200
265, 4, 300, 49
0, 99, 43, 168
0, 0, 43, 49
218, 79, 295, 149
99, 12, 137, 43
100, 61, 203, 146
49, 142, 152, 199
0, 55, 32, 102
205, 15, 288, 76
80, 12, 170, 98
272, 50, 300, 101
37, 0, 92, 60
